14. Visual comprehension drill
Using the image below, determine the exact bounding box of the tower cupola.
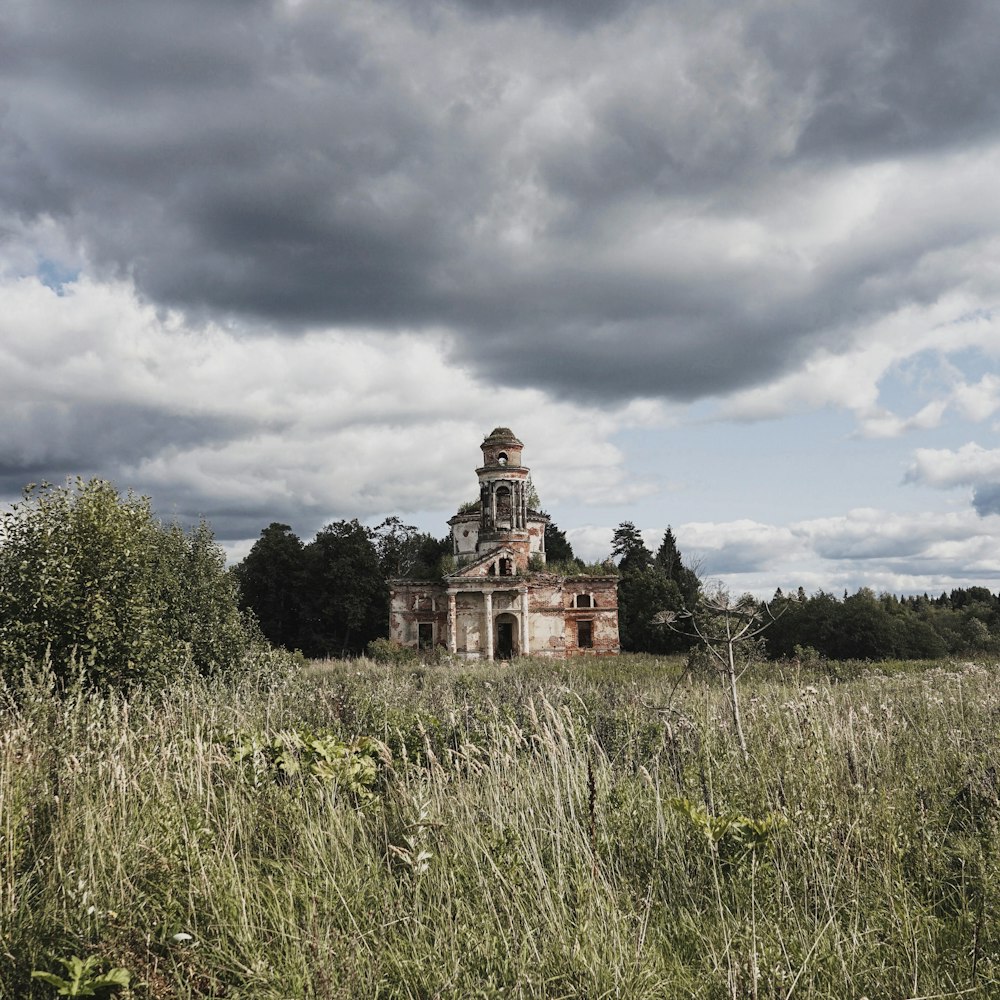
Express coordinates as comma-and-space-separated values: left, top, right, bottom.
480, 427, 524, 469
446, 428, 548, 572
471, 427, 534, 566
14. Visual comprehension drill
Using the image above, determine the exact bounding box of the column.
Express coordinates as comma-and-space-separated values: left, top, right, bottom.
447, 592, 457, 654
520, 587, 530, 656
484, 590, 494, 661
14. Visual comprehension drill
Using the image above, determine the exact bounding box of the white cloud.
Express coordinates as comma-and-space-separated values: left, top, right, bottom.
565, 526, 618, 564
704, 144, 1000, 436
717, 288, 1000, 434
953, 373, 1000, 422
567, 509, 1000, 599
906, 442, 1000, 517
680, 519, 803, 573
906, 443, 1000, 490
857, 400, 948, 439
0, 271, 665, 539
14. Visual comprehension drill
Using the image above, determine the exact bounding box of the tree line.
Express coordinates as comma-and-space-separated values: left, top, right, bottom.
234, 515, 706, 657
233, 518, 451, 657
763, 586, 1000, 660
236, 514, 1000, 661
2, 478, 997, 685
608, 520, 1000, 660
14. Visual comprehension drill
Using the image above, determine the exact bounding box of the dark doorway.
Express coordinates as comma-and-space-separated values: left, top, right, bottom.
577, 620, 593, 649
418, 623, 433, 650
496, 621, 514, 659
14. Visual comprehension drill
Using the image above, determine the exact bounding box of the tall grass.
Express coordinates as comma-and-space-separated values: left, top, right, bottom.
2, 654, 999, 998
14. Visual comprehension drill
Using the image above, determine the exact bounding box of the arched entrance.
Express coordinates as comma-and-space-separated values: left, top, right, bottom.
495, 612, 519, 659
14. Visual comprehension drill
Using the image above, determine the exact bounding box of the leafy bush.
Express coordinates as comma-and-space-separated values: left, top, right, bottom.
366, 637, 419, 665
0, 478, 255, 688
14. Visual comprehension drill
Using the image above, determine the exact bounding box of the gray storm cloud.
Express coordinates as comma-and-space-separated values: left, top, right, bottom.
973, 483, 1000, 517
3, 0, 1000, 402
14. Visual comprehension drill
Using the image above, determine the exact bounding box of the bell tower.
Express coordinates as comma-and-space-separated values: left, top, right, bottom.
477, 427, 532, 566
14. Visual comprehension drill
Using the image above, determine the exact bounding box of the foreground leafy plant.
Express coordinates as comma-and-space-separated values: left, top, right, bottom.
670, 796, 786, 856
31, 955, 130, 997
226, 726, 387, 803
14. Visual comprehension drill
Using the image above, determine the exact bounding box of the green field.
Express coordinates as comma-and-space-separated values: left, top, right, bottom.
3, 654, 999, 998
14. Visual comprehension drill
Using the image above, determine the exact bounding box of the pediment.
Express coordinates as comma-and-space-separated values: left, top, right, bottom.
446, 545, 518, 580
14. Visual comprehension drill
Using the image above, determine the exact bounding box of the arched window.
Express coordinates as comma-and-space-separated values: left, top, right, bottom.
495, 486, 512, 527
575, 594, 592, 608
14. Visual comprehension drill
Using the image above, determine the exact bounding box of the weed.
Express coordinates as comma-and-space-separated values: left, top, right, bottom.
225, 726, 387, 803
31, 956, 130, 997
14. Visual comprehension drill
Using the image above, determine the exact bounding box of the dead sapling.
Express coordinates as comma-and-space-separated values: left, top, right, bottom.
653, 587, 782, 763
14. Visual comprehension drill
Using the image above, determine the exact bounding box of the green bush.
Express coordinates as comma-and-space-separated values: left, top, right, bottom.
366, 637, 419, 665
0, 478, 255, 688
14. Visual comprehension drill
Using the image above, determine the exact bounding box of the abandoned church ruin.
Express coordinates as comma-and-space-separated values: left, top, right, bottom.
389, 428, 620, 658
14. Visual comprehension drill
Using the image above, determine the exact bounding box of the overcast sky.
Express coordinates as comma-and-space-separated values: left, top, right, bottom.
2, 0, 1000, 597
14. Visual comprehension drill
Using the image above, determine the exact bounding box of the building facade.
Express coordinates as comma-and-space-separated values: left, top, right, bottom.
389, 428, 620, 658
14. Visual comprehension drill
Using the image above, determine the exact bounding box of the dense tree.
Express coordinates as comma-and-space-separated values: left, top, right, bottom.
544, 521, 578, 566
0, 479, 252, 688
613, 521, 699, 654
234, 516, 454, 656
406, 533, 453, 579
371, 518, 452, 580
766, 586, 981, 660
828, 590, 901, 660
617, 566, 684, 654
611, 521, 652, 575
653, 526, 682, 576
372, 516, 419, 577
300, 520, 387, 657
654, 526, 701, 608
234, 523, 305, 649
951, 586, 997, 610
898, 618, 949, 659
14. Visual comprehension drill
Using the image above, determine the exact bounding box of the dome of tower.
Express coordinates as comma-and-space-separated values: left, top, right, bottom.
484, 427, 522, 445
480, 427, 525, 469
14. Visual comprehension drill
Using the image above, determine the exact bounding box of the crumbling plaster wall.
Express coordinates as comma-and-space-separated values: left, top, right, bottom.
388, 582, 448, 648
388, 575, 620, 658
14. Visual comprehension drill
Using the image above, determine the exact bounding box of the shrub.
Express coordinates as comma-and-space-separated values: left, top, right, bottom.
366, 637, 419, 665
0, 478, 255, 688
